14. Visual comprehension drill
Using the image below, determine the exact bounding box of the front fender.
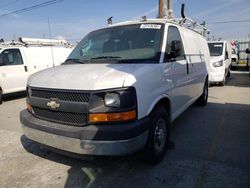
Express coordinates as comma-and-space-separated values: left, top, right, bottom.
146, 94, 171, 117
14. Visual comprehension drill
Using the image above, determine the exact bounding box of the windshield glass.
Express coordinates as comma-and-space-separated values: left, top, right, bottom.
208, 42, 224, 56
66, 23, 163, 64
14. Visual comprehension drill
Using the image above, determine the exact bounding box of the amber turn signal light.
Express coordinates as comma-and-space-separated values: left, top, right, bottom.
89, 110, 136, 123
27, 103, 33, 113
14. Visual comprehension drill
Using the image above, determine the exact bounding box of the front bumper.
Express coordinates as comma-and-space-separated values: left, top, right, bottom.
20, 110, 149, 156
209, 71, 224, 83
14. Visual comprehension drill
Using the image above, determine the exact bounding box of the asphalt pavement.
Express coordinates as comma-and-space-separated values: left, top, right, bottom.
0, 71, 249, 188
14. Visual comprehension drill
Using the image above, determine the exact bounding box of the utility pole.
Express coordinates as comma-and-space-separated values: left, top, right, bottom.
159, 0, 164, 18
158, 0, 174, 19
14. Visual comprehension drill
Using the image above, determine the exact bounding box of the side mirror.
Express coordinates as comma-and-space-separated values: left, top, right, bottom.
164, 40, 182, 62
170, 40, 181, 58
171, 40, 181, 53
246, 48, 250, 54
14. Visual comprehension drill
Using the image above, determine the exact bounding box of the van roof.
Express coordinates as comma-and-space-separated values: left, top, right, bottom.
111, 18, 178, 27
105, 18, 207, 37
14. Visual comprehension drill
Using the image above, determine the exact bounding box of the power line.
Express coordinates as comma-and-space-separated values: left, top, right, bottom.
0, 0, 64, 19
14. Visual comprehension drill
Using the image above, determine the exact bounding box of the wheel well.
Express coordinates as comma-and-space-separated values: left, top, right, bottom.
152, 97, 171, 117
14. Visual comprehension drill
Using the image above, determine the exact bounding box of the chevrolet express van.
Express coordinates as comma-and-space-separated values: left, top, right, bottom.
207, 41, 232, 86
20, 19, 210, 163
0, 38, 73, 103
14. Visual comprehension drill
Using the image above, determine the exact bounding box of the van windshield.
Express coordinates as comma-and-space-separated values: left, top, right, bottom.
66, 23, 163, 64
208, 43, 224, 56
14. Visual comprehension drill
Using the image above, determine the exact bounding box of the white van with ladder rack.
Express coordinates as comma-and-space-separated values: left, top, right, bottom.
20, 5, 210, 163
0, 37, 73, 103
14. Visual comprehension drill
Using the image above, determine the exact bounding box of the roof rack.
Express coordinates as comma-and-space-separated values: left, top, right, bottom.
176, 17, 210, 36
157, 2, 210, 37
176, 4, 209, 37
0, 37, 73, 48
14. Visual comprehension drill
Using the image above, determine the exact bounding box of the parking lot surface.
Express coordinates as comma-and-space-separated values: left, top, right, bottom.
0, 71, 250, 188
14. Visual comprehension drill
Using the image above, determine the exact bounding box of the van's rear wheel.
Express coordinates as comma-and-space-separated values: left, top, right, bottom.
197, 78, 208, 106
144, 106, 169, 164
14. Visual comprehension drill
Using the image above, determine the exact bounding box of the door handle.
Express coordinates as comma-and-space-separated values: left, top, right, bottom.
24, 65, 28, 72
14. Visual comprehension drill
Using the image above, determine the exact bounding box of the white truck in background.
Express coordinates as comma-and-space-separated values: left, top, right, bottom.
207, 41, 232, 86
0, 38, 73, 103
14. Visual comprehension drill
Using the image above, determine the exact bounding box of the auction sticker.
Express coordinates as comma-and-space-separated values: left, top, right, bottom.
140, 24, 162, 29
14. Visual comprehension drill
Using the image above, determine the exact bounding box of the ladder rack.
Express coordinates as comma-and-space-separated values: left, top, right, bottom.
177, 17, 210, 36
0, 37, 73, 48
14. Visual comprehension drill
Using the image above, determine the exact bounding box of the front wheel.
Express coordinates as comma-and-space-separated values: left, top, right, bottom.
197, 78, 208, 106
144, 106, 169, 164
219, 75, 226, 86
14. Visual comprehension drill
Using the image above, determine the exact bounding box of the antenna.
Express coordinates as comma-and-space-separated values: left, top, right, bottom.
48, 18, 55, 67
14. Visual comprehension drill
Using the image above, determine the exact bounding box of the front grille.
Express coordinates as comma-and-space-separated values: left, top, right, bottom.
33, 107, 88, 126
31, 88, 90, 103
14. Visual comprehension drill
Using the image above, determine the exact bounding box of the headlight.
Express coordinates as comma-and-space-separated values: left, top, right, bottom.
89, 87, 137, 123
212, 60, 223, 67
104, 92, 120, 107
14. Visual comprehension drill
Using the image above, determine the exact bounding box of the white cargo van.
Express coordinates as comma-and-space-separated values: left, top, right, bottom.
207, 41, 232, 86
0, 38, 73, 103
20, 18, 210, 163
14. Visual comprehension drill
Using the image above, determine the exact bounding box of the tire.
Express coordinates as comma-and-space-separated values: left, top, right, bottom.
0, 90, 2, 104
227, 69, 231, 77
197, 78, 208, 106
219, 77, 225, 86
219, 73, 226, 86
144, 106, 170, 164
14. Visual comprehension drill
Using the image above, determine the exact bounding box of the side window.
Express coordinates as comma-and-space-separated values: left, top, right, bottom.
1, 49, 23, 66
164, 26, 185, 62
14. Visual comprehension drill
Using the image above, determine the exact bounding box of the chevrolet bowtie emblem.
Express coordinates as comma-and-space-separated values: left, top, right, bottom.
47, 100, 60, 109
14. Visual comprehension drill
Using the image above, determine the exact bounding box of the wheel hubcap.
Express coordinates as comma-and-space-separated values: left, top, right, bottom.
154, 118, 167, 152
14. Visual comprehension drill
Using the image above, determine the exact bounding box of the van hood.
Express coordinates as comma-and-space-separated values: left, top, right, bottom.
28, 64, 145, 90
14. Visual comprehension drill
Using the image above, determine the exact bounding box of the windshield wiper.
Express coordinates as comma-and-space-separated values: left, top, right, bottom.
64, 58, 87, 64
91, 56, 122, 60
90, 56, 135, 64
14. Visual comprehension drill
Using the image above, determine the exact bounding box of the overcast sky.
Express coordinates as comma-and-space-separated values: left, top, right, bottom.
0, 0, 249, 43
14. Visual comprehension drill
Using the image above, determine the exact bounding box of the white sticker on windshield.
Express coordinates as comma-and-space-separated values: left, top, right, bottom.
214, 44, 223, 47
140, 24, 161, 29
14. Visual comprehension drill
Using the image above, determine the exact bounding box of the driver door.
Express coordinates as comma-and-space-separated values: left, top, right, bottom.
0, 48, 28, 94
